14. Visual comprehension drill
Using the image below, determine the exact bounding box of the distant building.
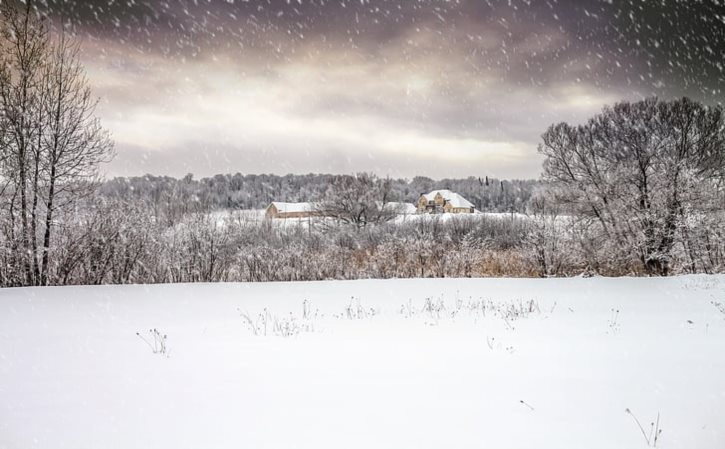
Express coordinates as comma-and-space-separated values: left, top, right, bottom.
417, 190, 475, 214
265, 202, 318, 219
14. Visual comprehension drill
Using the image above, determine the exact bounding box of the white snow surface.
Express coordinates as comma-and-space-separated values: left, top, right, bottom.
1, 276, 725, 449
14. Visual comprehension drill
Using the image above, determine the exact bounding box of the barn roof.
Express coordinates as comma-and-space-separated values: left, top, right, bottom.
268, 202, 316, 213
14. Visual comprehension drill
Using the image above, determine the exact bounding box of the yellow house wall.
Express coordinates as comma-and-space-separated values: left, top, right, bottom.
277, 211, 315, 219
266, 204, 318, 219
417, 196, 428, 212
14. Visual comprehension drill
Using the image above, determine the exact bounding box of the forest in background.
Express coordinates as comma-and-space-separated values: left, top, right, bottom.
100, 174, 537, 216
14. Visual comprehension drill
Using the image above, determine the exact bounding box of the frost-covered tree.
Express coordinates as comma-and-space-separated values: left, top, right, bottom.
0, 3, 113, 286
539, 97, 725, 276
0, 1, 48, 285
524, 186, 578, 277
319, 173, 396, 228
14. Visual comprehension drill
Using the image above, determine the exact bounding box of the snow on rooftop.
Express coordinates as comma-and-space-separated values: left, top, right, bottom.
421, 189, 454, 201
444, 192, 475, 208
269, 202, 316, 213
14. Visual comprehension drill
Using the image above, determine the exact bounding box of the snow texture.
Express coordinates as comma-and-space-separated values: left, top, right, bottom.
1, 276, 725, 449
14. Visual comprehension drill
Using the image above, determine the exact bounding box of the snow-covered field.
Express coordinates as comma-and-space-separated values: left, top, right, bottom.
2, 276, 725, 449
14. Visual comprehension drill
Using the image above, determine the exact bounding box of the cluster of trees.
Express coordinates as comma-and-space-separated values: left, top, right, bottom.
14, 177, 724, 287
539, 97, 725, 276
28, 201, 544, 285
0, 3, 113, 287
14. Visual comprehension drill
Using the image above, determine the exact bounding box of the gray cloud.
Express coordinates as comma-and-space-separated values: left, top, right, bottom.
26, 0, 725, 179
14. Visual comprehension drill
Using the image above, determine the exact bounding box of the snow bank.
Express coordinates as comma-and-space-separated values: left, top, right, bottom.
1, 276, 724, 449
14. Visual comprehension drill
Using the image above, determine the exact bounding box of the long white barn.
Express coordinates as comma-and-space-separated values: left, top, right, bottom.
265, 202, 318, 219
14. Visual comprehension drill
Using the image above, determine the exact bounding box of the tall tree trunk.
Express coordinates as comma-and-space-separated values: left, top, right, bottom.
30, 144, 41, 284
18, 135, 32, 284
40, 173, 56, 286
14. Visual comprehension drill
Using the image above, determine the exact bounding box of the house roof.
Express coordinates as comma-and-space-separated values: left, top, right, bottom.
445, 193, 475, 208
421, 189, 454, 201
421, 190, 475, 209
268, 202, 316, 213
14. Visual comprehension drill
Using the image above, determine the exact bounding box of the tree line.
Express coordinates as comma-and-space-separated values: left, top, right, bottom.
98, 172, 537, 220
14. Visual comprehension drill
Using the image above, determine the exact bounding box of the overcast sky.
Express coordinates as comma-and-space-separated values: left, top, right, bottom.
30, 0, 725, 179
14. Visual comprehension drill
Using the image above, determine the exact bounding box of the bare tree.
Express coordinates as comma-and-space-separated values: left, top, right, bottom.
319, 173, 397, 228
0, 1, 48, 284
539, 97, 725, 276
38, 32, 113, 284
0, 3, 113, 286
524, 186, 575, 277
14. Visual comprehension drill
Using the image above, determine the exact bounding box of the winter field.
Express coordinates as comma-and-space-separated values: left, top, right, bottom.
2, 276, 725, 449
